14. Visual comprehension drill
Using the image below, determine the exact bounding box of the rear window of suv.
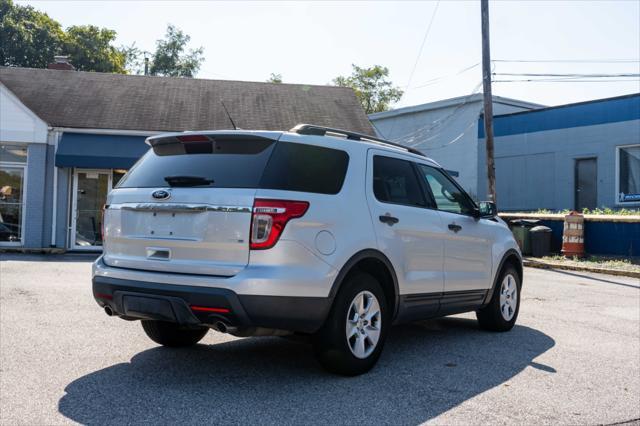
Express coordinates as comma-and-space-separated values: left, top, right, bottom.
260, 142, 349, 194
117, 137, 349, 195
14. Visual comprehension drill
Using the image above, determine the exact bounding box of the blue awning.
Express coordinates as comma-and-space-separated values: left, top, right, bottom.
55, 133, 150, 168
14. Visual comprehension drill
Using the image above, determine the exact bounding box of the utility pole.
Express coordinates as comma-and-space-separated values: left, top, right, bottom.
481, 0, 497, 203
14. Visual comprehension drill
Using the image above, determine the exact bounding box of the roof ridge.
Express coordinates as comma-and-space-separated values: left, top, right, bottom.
492, 92, 640, 118
0, 65, 348, 90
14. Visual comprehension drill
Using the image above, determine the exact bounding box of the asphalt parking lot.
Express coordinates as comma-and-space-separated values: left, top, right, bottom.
0, 254, 638, 425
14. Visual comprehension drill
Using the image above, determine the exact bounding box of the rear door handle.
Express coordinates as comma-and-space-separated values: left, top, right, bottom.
379, 215, 399, 225
448, 223, 462, 233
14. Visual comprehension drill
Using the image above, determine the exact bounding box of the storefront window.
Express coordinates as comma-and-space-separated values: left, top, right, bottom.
618, 145, 640, 203
0, 145, 27, 243
0, 145, 28, 163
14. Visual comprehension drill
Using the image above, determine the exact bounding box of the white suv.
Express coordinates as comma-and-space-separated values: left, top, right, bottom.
93, 124, 522, 376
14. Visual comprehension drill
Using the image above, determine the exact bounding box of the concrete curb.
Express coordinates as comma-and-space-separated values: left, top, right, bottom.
523, 258, 640, 279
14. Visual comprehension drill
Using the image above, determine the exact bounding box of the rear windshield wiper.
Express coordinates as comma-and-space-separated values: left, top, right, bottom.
164, 175, 215, 187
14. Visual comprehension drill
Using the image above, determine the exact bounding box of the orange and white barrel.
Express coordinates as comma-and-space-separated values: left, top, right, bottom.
561, 211, 585, 258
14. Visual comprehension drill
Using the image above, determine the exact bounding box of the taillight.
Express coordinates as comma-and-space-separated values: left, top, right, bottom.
176, 134, 210, 142
250, 199, 309, 250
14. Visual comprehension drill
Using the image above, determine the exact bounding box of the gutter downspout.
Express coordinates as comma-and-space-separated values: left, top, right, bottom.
50, 131, 60, 247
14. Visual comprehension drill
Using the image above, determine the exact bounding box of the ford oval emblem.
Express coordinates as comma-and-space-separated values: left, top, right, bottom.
152, 189, 171, 200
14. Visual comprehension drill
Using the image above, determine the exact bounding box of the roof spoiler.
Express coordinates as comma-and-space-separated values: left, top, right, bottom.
145, 131, 280, 156
145, 131, 281, 147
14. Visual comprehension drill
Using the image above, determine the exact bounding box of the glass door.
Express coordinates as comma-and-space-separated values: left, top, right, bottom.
0, 165, 25, 245
71, 170, 111, 250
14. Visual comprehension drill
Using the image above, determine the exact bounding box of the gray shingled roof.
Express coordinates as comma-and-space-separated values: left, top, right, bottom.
0, 67, 374, 135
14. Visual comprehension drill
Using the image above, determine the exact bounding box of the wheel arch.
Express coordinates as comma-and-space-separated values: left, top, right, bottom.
328, 249, 400, 321
482, 248, 523, 306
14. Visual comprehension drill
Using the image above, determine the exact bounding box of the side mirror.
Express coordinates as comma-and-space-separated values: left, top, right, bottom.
477, 201, 497, 218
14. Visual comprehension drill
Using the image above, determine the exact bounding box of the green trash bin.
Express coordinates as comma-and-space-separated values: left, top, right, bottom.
510, 219, 540, 255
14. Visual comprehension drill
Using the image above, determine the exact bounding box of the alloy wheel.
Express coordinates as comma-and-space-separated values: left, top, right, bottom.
499, 274, 518, 321
345, 290, 382, 359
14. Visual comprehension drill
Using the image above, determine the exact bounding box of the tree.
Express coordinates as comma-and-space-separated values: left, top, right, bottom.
333, 64, 403, 114
120, 43, 145, 75
0, 0, 127, 72
267, 73, 282, 83
0, 0, 65, 68
149, 24, 204, 77
63, 25, 126, 73
0, 2, 204, 76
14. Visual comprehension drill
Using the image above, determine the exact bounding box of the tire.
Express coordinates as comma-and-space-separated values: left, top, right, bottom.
141, 320, 209, 347
313, 272, 389, 376
476, 265, 521, 332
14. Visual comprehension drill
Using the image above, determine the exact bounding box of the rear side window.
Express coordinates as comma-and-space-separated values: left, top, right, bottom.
373, 156, 426, 208
260, 142, 349, 195
118, 136, 275, 188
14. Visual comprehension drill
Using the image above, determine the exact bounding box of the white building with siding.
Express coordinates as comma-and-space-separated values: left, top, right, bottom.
369, 94, 542, 199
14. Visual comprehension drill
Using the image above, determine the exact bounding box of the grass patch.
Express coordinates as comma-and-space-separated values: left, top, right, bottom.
541, 255, 640, 272
532, 208, 640, 216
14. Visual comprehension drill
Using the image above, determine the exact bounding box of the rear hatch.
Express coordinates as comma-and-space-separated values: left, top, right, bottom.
103, 131, 280, 276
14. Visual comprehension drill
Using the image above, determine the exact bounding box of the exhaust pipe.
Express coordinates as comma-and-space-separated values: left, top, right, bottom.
215, 321, 228, 333
104, 306, 113, 316
214, 321, 239, 334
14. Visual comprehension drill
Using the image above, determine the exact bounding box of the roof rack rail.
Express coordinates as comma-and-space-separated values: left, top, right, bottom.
289, 124, 425, 157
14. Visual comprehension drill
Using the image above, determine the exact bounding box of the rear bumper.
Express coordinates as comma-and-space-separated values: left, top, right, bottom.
92, 275, 331, 333
95, 240, 339, 299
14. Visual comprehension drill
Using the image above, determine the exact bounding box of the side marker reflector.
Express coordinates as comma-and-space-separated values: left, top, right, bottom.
95, 293, 113, 300
190, 306, 230, 314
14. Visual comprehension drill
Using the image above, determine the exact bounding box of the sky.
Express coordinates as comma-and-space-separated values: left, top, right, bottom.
19, 0, 640, 109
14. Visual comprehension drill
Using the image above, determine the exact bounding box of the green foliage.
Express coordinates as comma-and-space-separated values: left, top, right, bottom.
333, 64, 403, 114
542, 255, 639, 272
149, 24, 204, 77
533, 208, 640, 216
0, 0, 126, 72
63, 25, 126, 73
0, 2, 201, 77
267, 73, 282, 83
0, 0, 65, 68
120, 43, 145, 75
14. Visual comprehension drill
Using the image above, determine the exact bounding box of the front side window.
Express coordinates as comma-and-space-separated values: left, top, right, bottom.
373, 156, 426, 208
618, 145, 640, 203
417, 164, 476, 215
0, 145, 27, 243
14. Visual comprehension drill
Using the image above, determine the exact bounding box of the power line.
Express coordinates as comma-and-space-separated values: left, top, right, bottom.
409, 62, 479, 90
494, 72, 640, 78
415, 116, 479, 151
404, 0, 441, 94
493, 59, 640, 63
388, 0, 440, 138
393, 80, 483, 145
495, 79, 640, 83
